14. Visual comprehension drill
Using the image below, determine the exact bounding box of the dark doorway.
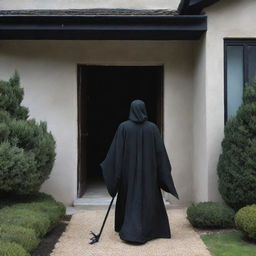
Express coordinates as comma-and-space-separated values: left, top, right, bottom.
77, 65, 163, 197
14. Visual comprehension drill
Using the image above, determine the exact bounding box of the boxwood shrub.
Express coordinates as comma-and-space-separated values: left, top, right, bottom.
187, 202, 235, 229
0, 240, 29, 256
235, 204, 256, 241
12, 201, 65, 228
0, 207, 51, 238
0, 224, 39, 252
0, 192, 66, 254
0, 192, 57, 209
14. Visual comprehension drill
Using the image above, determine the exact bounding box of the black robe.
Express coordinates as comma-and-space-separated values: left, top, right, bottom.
100, 99, 179, 244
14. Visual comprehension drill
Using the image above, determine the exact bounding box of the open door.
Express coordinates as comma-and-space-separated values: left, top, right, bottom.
77, 66, 88, 197
77, 65, 163, 197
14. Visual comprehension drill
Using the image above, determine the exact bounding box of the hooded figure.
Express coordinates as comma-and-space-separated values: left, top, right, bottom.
100, 99, 179, 244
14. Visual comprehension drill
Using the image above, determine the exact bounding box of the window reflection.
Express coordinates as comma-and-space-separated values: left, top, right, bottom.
248, 46, 256, 83
226, 46, 244, 119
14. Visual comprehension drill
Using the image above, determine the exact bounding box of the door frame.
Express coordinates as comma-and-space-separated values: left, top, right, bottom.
77, 64, 164, 198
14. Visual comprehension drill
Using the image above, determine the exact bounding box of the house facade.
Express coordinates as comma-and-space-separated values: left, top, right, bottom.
0, 0, 254, 206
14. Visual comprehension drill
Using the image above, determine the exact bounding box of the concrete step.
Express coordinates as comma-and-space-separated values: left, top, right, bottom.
73, 196, 170, 209
74, 197, 117, 207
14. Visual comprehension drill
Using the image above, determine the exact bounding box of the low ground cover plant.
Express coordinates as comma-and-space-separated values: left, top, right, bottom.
12, 200, 65, 229
0, 224, 39, 252
0, 207, 51, 237
187, 202, 235, 229
0, 192, 65, 256
0, 240, 29, 256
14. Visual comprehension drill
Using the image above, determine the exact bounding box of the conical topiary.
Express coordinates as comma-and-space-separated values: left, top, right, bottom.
0, 72, 56, 195
217, 80, 256, 210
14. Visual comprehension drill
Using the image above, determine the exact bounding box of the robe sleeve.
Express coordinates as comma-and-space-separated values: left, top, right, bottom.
154, 125, 179, 199
100, 124, 125, 198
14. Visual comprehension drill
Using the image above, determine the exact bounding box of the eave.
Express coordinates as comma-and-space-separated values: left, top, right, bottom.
178, 0, 220, 15
0, 14, 207, 40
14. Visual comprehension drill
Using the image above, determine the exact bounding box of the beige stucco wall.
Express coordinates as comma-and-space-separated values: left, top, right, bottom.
0, 40, 195, 206
0, 0, 180, 10
192, 36, 209, 202
194, 0, 256, 203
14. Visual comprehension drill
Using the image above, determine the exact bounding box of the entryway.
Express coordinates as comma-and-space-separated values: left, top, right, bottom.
77, 65, 163, 201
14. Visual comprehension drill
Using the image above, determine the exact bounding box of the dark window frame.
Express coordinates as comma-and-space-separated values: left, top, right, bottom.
224, 39, 256, 122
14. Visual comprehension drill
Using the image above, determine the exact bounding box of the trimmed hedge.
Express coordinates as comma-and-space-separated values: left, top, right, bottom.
0, 208, 51, 237
0, 224, 39, 252
12, 201, 66, 228
0, 240, 29, 256
187, 202, 235, 229
235, 204, 256, 241
0, 192, 57, 209
0, 192, 66, 254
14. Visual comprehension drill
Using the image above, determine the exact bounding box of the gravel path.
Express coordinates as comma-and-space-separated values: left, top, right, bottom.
51, 208, 211, 256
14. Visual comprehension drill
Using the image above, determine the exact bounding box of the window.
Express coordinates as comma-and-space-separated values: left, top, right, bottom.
225, 40, 256, 121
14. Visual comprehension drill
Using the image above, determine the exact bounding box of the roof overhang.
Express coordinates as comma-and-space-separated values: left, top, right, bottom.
178, 0, 220, 15
0, 14, 207, 40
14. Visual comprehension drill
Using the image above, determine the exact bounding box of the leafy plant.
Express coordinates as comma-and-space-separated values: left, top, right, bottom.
0, 224, 39, 252
0, 192, 66, 254
0, 240, 29, 256
0, 207, 50, 237
235, 204, 256, 241
0, 72, 56, 195
187, 202, 235, 229
217, 81, 256, 210
12, 201, 65, 228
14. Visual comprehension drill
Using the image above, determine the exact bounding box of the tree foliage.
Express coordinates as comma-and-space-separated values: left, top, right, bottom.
0, 72, 56, 195
217, 81, 256, 210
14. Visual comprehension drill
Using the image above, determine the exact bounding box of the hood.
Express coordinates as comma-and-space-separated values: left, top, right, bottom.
129, 99, 148, 123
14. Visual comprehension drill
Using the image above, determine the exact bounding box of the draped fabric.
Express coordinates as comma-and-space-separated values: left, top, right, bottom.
100, 100, 179, 244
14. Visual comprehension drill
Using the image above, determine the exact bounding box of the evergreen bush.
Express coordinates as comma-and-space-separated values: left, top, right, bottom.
0, 193, 66, 254
0, 207, 51, 237
187, 202, 235, 229
12, 201, 65, 228
0, 240, 29, 256
217, 81, 256, 210
0, 192, 55, 209
0, 72, 56, 195
0, 224, 39, 252
235, 204, 256, 241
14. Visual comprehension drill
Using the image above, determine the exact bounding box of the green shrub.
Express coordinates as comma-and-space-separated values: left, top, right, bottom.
21, 192, 56, 203
0, 74, 29, 120
0, 224, 39, 252
0, 192, 55, 210
217, 81, 256, 210
0, 72, 56, 195
235, 204, 256, 241
187, 202, 235, 229
0, 207, 50, 237
0, 193, 66, 254
0, 240, 29, 256
12, 201, 65, 229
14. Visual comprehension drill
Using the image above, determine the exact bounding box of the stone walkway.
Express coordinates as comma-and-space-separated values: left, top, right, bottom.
51, 208, 211, 256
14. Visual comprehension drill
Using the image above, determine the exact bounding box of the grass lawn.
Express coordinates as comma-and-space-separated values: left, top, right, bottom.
201, 231, 256, 256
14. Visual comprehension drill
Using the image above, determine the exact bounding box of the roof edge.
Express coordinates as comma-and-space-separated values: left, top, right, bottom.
0, 14, 207, 40
0, 8, 178, 16
178, 0, 220, 15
